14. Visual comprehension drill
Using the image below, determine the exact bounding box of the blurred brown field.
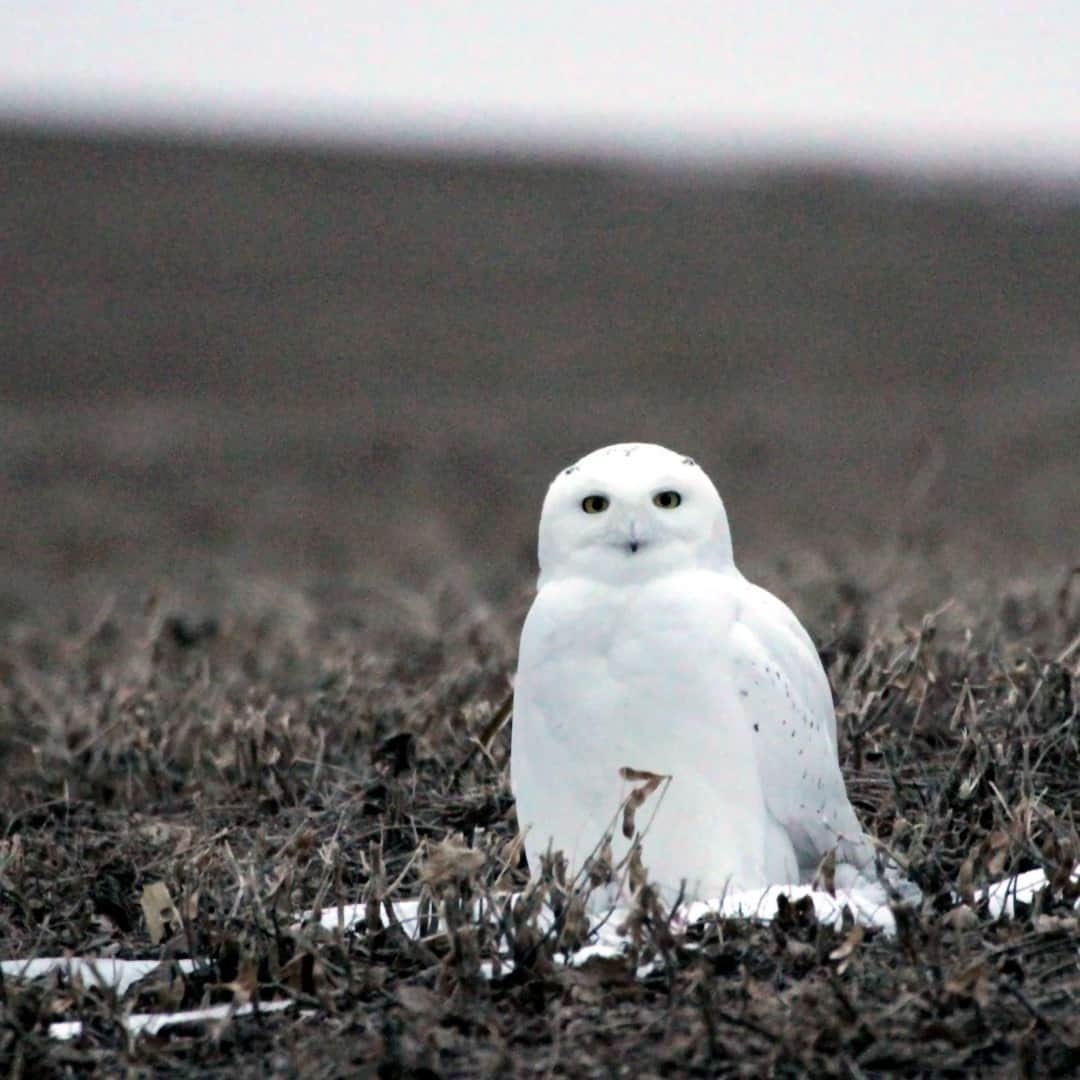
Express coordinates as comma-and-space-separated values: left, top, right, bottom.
1, 128, 1077, 630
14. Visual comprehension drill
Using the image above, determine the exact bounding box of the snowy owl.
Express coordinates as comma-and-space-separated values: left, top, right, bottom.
511, 442, 878, 904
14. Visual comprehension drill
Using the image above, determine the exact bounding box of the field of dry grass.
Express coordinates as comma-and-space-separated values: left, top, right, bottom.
1, 129, 1079, 1075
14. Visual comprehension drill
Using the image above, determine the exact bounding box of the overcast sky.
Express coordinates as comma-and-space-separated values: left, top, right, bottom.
2, 1, 1079, 174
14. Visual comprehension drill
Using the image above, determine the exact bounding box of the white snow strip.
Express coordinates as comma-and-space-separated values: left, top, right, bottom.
295, 883, 899, 940
982, 866, 1080, 919
5, 864, 1078, 1041
688, 883, 900, 934
300, 899, 424, 935
47, 998, 296, 1041
0, 957, 201, 997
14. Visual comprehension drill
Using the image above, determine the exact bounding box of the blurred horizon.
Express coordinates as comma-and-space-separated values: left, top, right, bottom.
3, 2, 1079, 180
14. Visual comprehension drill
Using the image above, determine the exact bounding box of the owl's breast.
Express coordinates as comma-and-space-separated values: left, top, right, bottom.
515, 570, 742, 768
512, 568, 773, 893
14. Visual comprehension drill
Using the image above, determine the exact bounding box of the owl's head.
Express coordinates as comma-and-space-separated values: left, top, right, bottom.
536, 443, 735, 585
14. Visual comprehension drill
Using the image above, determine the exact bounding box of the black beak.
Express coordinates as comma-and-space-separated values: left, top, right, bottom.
628, 541, 639, 553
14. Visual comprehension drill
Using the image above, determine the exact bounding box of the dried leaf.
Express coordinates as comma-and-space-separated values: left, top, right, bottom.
956, 855, 976, 906
627, 843, 649, 894
138, 820, 194, 854
944, 961, 991, 1007
815, 847, 837, 896
942, 904, 980, 931
140, 881, 180, 945
585, 837, 614, 888
421, 833, 485, 887
618, 767, 670, 839
828, 924, 865, 967
220, 959, 258, 1005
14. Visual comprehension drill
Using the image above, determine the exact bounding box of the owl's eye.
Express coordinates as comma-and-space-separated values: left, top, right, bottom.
581, 495, 610, 514
653, 490, 682, 509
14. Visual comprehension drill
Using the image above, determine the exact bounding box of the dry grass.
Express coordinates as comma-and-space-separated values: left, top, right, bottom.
1, 570, 1078, 1076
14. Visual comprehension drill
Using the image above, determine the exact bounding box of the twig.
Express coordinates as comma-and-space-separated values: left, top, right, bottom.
449, 691, 513, 786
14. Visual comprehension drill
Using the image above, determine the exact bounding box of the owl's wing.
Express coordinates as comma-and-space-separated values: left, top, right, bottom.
727, 580, 873, 877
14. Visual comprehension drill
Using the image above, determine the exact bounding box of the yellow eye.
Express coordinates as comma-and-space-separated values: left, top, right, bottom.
581, 494, 610, 514
653, 490, 682, 509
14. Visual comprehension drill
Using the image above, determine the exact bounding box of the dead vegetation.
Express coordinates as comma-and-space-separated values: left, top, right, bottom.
1, 573, 1078, 1077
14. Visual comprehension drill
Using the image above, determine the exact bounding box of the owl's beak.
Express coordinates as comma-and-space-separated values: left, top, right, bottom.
608, 517, 646, 555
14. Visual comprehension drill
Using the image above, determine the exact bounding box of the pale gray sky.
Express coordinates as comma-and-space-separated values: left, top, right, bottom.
2, 1, 1079, 173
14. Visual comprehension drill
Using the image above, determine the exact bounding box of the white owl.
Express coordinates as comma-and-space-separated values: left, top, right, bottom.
511, 443, 879, 905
